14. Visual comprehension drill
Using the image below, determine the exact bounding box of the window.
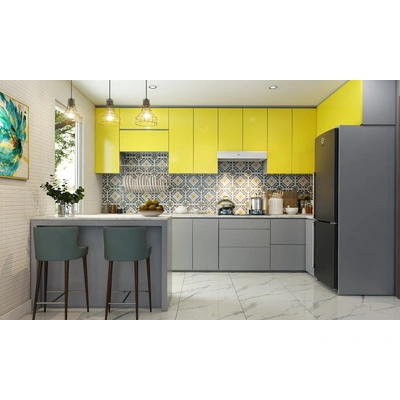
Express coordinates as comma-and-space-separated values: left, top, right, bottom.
54, 103, 83, 212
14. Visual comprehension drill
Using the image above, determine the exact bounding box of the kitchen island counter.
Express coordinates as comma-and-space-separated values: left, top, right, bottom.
30, 215, 172, 312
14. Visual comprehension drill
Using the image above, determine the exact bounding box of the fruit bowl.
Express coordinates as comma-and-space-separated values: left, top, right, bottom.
137, 210, 164, 217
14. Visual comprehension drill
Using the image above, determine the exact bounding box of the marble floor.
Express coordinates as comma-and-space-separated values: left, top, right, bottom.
20, 271, 400, 320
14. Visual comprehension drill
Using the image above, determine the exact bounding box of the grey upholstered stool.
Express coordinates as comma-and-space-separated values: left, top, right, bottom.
103, 227, 152, 320
32, 226, 89, 320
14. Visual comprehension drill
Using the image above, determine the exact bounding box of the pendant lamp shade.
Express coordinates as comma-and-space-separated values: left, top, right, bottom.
135, 80, 157, 127
98, 80, 120, 127
64, 80, 81, 122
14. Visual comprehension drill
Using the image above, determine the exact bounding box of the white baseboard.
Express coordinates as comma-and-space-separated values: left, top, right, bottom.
0, 300, 31, 320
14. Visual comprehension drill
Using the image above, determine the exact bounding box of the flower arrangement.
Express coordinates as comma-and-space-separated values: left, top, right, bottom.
40, 175, 84, 205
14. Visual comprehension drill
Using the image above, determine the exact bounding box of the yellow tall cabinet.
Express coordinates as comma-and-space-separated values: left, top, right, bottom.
243, 108, 268, 151
267, 109, 292, 174
95, 108, 120, 174
292, 109, 316, 173
194, 108, 218, 173
169, 108, 194, 173
218, 108, 242, 150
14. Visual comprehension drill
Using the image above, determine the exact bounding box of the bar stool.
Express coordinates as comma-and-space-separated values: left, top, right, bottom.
103, 227, 152, 320
32, 226, 89, 320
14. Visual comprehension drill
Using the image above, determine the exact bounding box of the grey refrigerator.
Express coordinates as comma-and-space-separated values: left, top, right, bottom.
314, 126, 395, 295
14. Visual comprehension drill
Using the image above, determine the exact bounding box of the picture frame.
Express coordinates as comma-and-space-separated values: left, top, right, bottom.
0, 90, 29, 180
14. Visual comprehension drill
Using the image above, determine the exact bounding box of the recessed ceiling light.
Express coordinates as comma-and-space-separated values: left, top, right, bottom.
149, 85, 157, 89
269, 85, 278, 90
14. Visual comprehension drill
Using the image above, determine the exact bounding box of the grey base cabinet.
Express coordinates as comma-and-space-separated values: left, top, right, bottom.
172, 218, 219, 271
270, 219, 305, 271
305, 219, 314, 276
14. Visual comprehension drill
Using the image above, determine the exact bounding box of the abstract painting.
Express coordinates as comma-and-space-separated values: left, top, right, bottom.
0, 91, 29, 180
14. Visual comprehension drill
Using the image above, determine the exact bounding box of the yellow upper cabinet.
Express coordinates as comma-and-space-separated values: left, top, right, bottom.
218, 108, 242, 151
169, 108, 194, 173
95, 108, 120, 174
194, 108, 218, 174
243, 108, 268, 151
120, 130, 169, 152
292, 109, 316, 174
267, 109, 292, 174
317, 80, 362, 136
119, 108, 169, 130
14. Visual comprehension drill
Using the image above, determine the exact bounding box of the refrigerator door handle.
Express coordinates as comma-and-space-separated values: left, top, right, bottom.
330, 222, 338, 225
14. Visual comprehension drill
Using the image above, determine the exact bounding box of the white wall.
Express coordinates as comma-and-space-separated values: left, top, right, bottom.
0, 80, 101, 318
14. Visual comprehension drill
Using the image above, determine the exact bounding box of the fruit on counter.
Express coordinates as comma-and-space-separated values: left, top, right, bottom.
139, 199, 164, 211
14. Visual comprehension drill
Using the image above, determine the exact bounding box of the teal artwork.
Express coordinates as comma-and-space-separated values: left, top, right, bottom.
0, 91, 29, 179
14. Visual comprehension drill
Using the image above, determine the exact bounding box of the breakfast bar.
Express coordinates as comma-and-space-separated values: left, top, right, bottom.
30, 215, 173, 311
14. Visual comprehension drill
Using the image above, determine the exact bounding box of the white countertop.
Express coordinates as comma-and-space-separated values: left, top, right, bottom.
31, 213, 315, 220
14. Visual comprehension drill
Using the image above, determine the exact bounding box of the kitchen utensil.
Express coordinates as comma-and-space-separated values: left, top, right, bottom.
285, 206, 298, 215
217, 197, 235, 215
250, 193, 264, 211
269, 197, 283, 215
175, 206, 188, 214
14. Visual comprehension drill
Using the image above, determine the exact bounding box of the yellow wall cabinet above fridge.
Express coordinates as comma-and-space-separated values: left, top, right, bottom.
119, 108, 169, 130
95, 108, 120, 174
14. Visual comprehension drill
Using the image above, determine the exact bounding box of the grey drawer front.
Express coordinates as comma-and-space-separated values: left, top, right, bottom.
270, 245, 305, 271
219, 229, 270, 247
271, 219, 305, 244
219, 218, 271, 230
219, 248, 270, 271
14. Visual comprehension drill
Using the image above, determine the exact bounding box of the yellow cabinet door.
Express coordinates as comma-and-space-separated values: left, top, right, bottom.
119, 108, 169, 130
120, 130, 169, 152
243, 108, 268, 151
292, 109, 316, 174
95, 108, 120, 174
317, 80, 362, 136
218, 108, 242, 151
169, 108, 194, 173
267, 109, 292, 174
194, 108, 218, 174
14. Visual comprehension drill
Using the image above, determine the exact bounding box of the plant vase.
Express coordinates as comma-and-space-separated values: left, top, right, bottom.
57, 203, 66, 217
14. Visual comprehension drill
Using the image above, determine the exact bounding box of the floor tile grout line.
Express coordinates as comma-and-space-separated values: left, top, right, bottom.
229, 272, 248, 320
174, 272, 186, 320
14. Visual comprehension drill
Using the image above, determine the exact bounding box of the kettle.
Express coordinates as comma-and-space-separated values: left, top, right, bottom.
218, 196, 235, 215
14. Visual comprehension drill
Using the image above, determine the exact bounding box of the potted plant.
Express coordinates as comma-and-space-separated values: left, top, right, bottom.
41, 175, 85, 216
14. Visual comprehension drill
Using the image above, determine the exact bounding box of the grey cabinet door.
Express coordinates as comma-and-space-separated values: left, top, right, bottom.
305, 219, 314, 276
271, 219, 305, 244
172, 219, 193, 271
219, 248, 270, 271
219, 218, 271, 230
193, 219, 219, 271
271, 245, 305, 271
219, 229, 270, 247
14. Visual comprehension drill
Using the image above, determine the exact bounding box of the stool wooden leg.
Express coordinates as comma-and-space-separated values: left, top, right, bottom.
134, 261, 139, 320
43, 261, 48, 313
146, 257, 152, 312
33, 261, 43, 320
64, 261, 69, 320
82, 256, 89, 312
105, 261, 113, 320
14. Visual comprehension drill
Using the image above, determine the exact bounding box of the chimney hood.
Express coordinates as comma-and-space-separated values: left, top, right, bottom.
217, 151, 267, 161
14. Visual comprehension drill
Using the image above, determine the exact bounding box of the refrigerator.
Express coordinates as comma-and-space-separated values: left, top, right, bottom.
314, 126, 395, 295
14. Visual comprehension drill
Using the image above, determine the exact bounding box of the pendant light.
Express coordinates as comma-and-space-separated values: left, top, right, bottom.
64, 80, 81, 121
98, 80, 121, 127
135, 80, 157, 127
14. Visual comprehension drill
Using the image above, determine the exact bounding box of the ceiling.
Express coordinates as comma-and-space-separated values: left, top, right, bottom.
73, 80, 348, 108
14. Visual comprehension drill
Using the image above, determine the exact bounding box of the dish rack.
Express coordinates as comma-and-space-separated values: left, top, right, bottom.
121, 173, 171, 193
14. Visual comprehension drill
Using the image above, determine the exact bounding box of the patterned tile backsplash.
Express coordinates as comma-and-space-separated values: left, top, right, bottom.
102, 153, 313, 214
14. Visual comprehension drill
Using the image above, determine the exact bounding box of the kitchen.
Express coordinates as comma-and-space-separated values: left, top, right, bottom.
1, 78, 398, 321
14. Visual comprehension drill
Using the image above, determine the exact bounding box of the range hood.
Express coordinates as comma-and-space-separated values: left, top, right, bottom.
217, 151, 267, 161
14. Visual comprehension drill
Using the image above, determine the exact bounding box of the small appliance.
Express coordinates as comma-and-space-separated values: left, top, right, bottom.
217, 197, 235, 215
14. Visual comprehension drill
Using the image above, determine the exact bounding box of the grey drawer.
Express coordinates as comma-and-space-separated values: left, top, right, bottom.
271, 219, 305, 244
219, 229, 270, 247
219, 218, 271, 230
219, 247, 270, 271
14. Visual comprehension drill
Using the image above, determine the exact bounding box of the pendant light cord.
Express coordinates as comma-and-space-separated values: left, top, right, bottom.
108, 80, 111, 99
145, 80, 147, 99
70, 80, 73, 98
